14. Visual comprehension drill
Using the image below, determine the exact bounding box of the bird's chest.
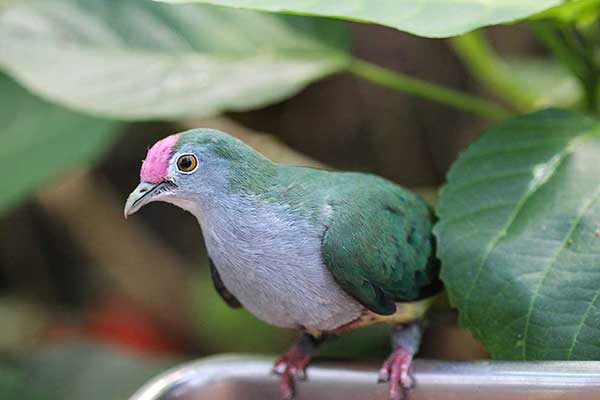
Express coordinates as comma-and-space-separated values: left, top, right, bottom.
198, 201, 363, 332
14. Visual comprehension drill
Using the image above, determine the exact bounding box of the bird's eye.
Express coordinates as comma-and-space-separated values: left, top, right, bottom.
176, 154, 198, 173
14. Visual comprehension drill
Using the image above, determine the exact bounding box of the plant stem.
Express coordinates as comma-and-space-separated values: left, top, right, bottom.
449, 31, 537, 112
530, 20, 599, 112
530, 21, 588, 80
348, 58, 512, 121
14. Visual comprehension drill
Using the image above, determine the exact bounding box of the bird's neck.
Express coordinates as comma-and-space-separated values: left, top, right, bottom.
225, 157, 278, 198
171, 160, 279, 222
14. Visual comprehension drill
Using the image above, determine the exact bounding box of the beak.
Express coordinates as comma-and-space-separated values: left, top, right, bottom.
124, 181, 167, 218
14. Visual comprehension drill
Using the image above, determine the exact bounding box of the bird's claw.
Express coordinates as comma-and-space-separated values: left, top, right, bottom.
378, 347, 415, 400
271, 359, 307, 380
271, 346, 312, 399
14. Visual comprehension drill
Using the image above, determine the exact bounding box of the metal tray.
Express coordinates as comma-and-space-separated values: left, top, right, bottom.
130, 355, 600, 400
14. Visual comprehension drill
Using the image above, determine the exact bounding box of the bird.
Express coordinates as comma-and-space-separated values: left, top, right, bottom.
124, 128, 442, 400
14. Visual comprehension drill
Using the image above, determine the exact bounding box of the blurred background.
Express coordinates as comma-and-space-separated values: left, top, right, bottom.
0, 0, 588, 398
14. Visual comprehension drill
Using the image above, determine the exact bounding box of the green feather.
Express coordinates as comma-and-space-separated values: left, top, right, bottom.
269, 167, 440, 315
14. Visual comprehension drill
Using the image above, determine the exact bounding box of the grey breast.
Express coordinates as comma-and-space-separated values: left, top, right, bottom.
197, 194, 364, 332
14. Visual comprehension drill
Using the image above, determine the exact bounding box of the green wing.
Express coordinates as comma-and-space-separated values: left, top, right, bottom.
321, 176, 440, 315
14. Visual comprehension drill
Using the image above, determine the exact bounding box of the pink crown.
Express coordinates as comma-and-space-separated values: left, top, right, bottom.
140, 134, 178, 183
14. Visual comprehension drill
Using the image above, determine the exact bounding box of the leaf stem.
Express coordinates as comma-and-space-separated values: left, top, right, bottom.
530, 20, 599, 112
449, 31, 537, 112
348, 58, 512, 121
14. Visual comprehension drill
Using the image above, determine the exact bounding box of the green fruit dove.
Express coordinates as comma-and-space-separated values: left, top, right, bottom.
124, 129, 442, 400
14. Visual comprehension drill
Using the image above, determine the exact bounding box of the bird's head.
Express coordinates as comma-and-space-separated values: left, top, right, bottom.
124, 128, 270, 218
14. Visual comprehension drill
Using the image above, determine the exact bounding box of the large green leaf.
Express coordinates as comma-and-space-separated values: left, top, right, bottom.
158, 0, 562, 38
0, 0, 349, 120
0, 74, 120, 214
435, 109, 600, 360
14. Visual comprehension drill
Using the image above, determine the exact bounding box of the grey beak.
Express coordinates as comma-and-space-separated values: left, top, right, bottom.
124, 181, 163, 218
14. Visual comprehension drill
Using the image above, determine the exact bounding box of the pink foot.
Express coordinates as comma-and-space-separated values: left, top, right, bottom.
378, 348, 415, 400
272, 345, 312, 400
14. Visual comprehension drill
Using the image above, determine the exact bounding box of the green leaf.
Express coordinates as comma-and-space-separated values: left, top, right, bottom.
503, 57, 582, 108
157, 0, 562, 38
435, 109, 600, 360
0, 0, 349, 120
0, 74, 120, 214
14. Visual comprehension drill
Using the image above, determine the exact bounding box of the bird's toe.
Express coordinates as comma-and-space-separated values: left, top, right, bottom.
377, 367, 390, 383
378, 347, 416, 400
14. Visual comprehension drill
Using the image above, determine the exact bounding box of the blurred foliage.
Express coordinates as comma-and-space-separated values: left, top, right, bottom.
0, 367, 48, 400
0, 342, 177, 400
503, 57, 581, 108
535, 0, 600, 24
0, 74, 121, 215
0, 297, 48, 354
25, 342, 177, 400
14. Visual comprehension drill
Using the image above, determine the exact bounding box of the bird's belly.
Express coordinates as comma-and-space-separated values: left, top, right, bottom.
208, 241, 364, 332
201, 208, 364, 333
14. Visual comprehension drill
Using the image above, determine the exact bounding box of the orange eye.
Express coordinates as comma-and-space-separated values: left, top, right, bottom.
176, 154, 198, 173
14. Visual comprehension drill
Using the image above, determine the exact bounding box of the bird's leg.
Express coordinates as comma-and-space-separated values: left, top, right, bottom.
272, 333, 332, 400
378, 320, 423, 400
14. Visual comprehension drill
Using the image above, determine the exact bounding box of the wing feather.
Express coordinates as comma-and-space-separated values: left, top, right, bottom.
321, 181, 439, 315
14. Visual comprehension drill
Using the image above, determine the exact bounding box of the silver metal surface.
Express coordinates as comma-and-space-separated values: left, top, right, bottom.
130, 354, 600, 400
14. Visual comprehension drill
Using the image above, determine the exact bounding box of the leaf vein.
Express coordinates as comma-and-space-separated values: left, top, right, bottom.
460, 132, 595, 334
566, 277, 600, 359
522, 184, 600, 360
